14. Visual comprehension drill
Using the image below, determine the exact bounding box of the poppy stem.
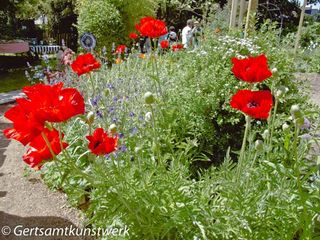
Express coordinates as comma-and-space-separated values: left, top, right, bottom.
237, 115, 251, 178
88, 72, 95, 96
42, 129, 94, 184
41, 132, 57, 161
268, 98, 278, 152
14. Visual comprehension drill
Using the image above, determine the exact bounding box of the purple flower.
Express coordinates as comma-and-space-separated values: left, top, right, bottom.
118, 133, 124, 139
108, 106, 115, 113
112, 118, 118, 123
107, 83, 114, 90
300, 134, 312, 141
129, 112, 135, 117
130, 127, 138, 135
96, 110, 103, 119
90, 95, 101, 106
300, 118, 311, 131
119, 145, 127, 152
138, 115, 144, 121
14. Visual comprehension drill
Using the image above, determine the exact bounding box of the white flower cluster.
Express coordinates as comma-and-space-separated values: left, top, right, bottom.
213, 35, 261, 58
305, 40, 319, 51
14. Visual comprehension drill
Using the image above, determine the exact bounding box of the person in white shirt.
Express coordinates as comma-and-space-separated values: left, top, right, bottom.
182, 19, 194, 48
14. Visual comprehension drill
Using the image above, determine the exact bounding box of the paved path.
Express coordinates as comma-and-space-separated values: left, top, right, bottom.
0, 104, 90, 240
0, 91, 25, 105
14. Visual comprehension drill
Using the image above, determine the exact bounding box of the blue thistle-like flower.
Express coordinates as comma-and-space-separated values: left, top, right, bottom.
96, 110, 103, 119
90, 95, 101, 107
130, 127, 138, 135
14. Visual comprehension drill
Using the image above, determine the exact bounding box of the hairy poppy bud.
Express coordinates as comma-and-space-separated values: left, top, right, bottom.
108, 124, 117, 134
290, 105, 303, 119
144, 92, 155, 104
275, 86, 289, 98
255, 140, 264, 151
262, 129, 269, 139
86, 111, 95, 125
145, 112, 152, 122
104, 89, 110, 97
282, 123, 290, 132
271, 68, 278, 73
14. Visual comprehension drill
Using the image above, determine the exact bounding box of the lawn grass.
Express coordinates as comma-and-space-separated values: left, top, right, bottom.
0, 69, 31, 93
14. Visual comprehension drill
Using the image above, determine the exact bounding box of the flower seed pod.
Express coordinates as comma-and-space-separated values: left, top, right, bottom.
255, 140, 264, 151
144, 92, 155, 104
86, 111, 95, 125
108, 124, 117, 134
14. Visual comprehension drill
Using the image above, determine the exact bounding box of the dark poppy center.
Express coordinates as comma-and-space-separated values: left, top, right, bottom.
94, 141, 102, 149
247, 101, 259, 108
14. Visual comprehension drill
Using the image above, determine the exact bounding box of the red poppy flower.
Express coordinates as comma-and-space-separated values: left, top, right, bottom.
115, 45, 127, 54
23, 128, 68, 168
129, 33, 138, 40
231, 54, 272, 83
3, 98, 44, 145
135, 16, 167, 38
230, 90, 273, 119
172, 43, 184, 52
71, 53, 101, 76
160, 40, 169, 49
86, 128, 118, 156
22, 83, 85, 123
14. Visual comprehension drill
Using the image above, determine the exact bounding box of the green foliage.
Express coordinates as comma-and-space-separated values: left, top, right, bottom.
40, 21, 320, 239
76, 0, 157, 50
76, 0, 122, 50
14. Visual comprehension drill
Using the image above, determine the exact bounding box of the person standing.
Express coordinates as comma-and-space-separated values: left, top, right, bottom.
182, 19, 194, 48
167, 26, 178, 44
191, 21, 202, 48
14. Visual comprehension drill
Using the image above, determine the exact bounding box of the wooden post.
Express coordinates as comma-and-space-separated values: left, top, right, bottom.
229, 0, 236, 29
238, 0, 246, 28
244, 0, 253, 38
294, 0, 308, 55
232, 0, 239, 27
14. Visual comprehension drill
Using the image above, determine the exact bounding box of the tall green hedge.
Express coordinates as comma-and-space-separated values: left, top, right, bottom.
76, 0, 157, 51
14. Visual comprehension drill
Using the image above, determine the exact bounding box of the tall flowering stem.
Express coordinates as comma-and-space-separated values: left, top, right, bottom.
237, 115, 251, 178
268, 97, 279, 152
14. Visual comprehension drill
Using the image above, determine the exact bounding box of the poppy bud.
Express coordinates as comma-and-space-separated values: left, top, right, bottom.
271, 68, 278, 73
275, 86, 289, 98
282, 123, 290, 132
145, 112, 152, 122
86, 111, 95, 125
104, 89, 110, 97
262, 129, 269, 139
108, 124, 117, 134
255, 140, 264, 151
294, 118, 305, 127
290, 105, 303, 119
144, 92, 155, 104
134, 147, 141, 153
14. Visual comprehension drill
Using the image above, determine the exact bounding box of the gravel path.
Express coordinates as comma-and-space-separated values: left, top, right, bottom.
0, 104, 90, 240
